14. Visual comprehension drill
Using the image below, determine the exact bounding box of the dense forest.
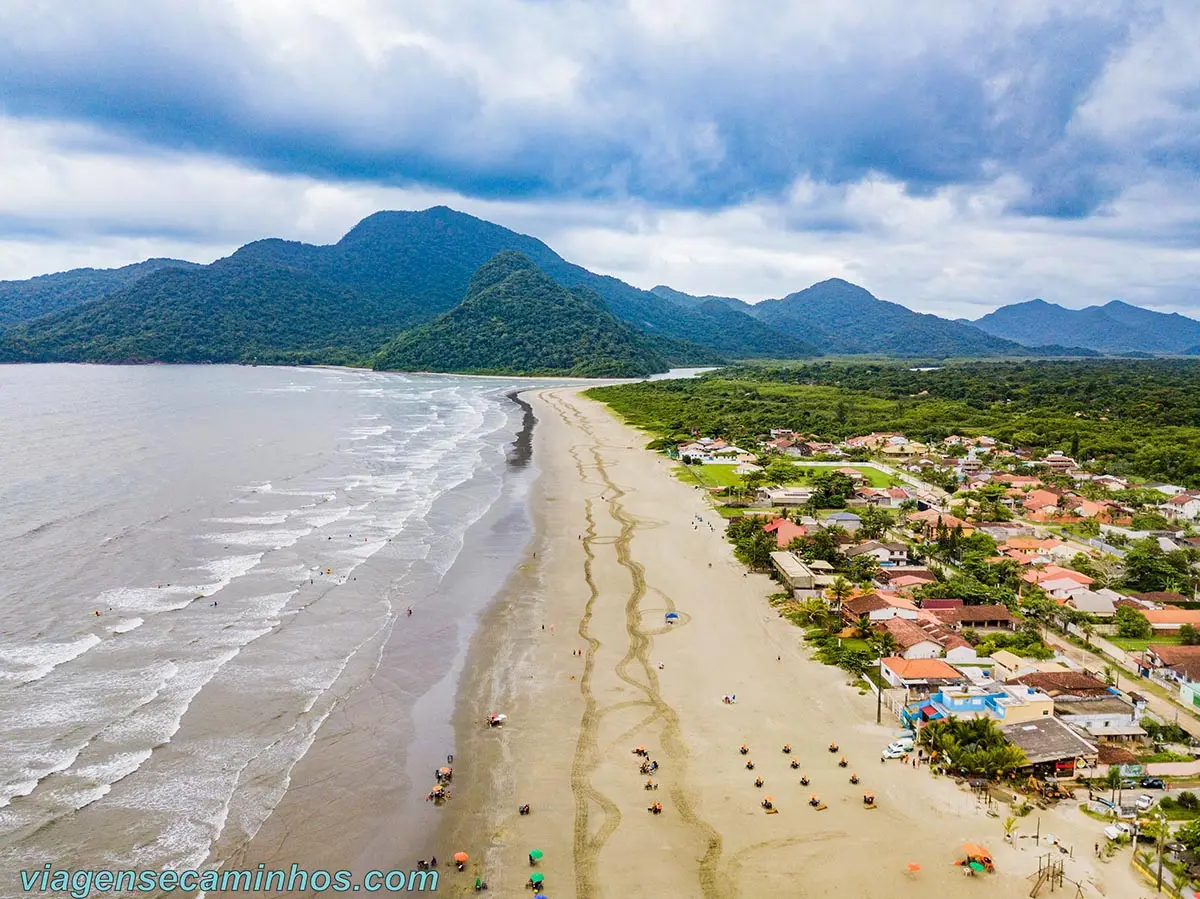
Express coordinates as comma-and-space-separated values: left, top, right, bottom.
588, 360, 1200, 486
374, 252, 668, 377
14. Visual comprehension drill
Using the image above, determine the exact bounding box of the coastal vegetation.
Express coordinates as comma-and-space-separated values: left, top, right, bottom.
588, 360, 1200, 486
918, 718, 1026, 777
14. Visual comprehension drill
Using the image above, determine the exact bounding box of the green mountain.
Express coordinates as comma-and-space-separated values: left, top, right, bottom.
972, 298, 1200, 354
747, 278, 1045, 357
375, 252, 667, 376
0, 258, 199, 329
0, 208, 770, 365
0, 259, 407, 365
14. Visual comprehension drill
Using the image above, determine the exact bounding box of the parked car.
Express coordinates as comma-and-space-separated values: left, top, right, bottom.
1135, 794, 1156, 812
881, 745, 907, 759
1104, 822, 1134, 842
1141, 777, 1167, 790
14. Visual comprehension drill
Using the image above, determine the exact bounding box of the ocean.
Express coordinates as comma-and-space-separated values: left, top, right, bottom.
0, 364, 546, 883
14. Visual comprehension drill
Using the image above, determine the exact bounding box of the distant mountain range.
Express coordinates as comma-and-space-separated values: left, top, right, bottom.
970, 298, 1200, 355
0, 205, 1186, 374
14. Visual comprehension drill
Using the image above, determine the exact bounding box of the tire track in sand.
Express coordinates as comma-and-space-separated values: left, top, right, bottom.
545, 390, 728, 899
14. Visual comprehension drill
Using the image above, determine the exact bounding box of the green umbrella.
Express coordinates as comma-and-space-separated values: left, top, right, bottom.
529, 849, 544, 860
968, 861, 985, 873
530, 872, 545, 884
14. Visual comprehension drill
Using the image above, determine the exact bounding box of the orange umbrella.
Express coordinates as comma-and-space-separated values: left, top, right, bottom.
438, 767, 451, 774
763, 796, 774, 802
453, 852, 469, 863
907, 862, 921, 872
962, 843, 990, 858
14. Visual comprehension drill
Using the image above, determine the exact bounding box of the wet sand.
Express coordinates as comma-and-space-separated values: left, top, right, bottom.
435, 387, 1146, 898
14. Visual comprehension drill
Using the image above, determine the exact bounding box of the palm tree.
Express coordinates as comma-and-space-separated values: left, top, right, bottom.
827, 576, 853, 610
1003, 817, 1018, 842
870, 630, 900, 660
1081, 622, 1095, 648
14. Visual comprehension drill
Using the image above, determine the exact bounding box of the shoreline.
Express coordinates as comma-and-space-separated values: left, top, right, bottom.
429, 387, 1145, 898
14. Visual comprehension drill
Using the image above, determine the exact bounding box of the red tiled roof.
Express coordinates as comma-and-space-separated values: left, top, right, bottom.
1010, 672, 1110, 696
877, 618, 941, 650
931, 604, 1014, 624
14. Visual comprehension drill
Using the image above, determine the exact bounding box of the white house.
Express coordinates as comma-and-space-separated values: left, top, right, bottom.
844, 541, 908, 566
1163, 494, 1200, 522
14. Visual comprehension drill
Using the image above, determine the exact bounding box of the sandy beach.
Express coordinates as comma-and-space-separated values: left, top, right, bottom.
436, 387, 1147, 898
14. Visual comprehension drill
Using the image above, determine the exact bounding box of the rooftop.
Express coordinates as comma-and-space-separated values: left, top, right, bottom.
1001, 717, 1098, 765
1010, 671, 1111, 697
1052, 696, 1135, 717
882, 657, 964, 681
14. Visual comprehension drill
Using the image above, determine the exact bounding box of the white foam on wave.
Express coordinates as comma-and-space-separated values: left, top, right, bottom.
198, 529, 311, 549
198, 553, 265, 586
0, 634, 103, 684
239, 481, 273, 493
99, 585, 200, 613
295, 508, 351, 528
111, 618, 143, 634
205, 513, 291, 526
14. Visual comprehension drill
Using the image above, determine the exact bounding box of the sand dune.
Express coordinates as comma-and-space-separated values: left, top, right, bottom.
436, 387, 1144, 898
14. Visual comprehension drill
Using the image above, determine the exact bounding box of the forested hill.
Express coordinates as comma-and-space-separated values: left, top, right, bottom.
374, 252, 668, 377
0, 258, 199, 329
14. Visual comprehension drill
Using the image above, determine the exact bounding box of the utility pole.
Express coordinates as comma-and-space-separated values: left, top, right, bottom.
1157, 809, 1166, 893
876, 654, 883, 724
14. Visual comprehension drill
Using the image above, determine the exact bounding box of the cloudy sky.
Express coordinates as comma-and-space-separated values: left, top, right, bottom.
1, 0, 1198, 318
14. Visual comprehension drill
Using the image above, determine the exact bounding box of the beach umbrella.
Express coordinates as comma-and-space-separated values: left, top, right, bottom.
907, 863, 921, 872
453, 852, 469, 863
529, 849, 544, 860
665, 612, 679, 619
530, 872, 545, 884
968, 861, 985, 873
438, 766, 451, 774
764, 796, 774, 802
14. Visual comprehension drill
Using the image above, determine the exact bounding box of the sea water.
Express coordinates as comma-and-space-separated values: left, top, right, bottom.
0, 364, 546, 878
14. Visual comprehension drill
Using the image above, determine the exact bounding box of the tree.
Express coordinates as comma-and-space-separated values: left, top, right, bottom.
1182, 624, 1200, 646
1177, 819, 1200, 853
734, 530, 777, 571
857, 505, 895, 540
845, 553, 881, 585
869, 630, 900, 660
827, 576, 854, 608
1114, 606, 1152, 639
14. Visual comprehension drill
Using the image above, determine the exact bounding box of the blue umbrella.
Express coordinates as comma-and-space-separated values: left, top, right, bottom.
665, 612, 680, 620
534, 895, 548, 899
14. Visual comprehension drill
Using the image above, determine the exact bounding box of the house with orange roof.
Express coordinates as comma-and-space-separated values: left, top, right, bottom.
762, 518, 807, 548
1021, 566, 1093, 587
876, 618, 945, 660
1022, 489, 1062, 515
881, 657, 968, 691
1141, 609, 1200, 633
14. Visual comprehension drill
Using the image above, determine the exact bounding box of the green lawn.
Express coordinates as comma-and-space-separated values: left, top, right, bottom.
1109, 635, 1183, 652
675, 462, 902, 491
674, 463, 747, 488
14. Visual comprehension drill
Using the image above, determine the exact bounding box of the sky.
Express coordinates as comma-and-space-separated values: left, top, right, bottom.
1, 0, 1199, 319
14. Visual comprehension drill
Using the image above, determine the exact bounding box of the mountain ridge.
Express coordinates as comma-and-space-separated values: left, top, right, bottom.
972, 297, 1200, 354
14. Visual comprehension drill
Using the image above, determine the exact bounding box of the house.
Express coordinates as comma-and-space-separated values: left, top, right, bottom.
906, 509, 973, 535
1063, 589, 1119, 618
824, 511, 861, 532
976, 522, 1037, 541
989, 651, 1076, 681
1142, 609, 1200, 633
769, 552, 821, 595
1041, 578, 1092, 599
1131, 591, 1191, 607
1021, 566, 1093, 589
761, 486, 814, 507
1140, 645, 1200, 682
1040, 453, 1078, 472
881, 443, 924, 463
1163, 494, 1200, 521
857, 486, 912, 509
905, 683, 1055, 727
1052, 695, 1147, 745
763, 518, 807, 548
1009, 671, 1112, 698
1093, 475, 1129, 491
928, 604, 1015, 632
880, 657, 968, 692
846, 432, 903, 450
886, 574, 937, 592
876, 618, 945, 660
841, 592, 919, 625
1023, 489, 1062, 515
845, 541, 908, 566
876, 568, 936, 588
1001, 717, 1098, 779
